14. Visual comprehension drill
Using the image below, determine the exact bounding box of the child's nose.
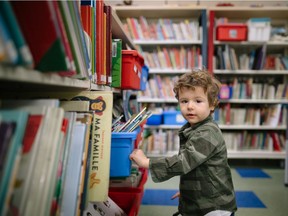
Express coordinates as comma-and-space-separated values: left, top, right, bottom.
187, 101, 194, 109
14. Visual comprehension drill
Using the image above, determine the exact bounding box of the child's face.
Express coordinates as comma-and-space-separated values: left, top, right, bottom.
178, 86, 214, 126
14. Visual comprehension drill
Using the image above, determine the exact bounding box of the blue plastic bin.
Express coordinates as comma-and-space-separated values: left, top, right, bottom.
110, 131, 137, 177
146, 114, 163, 125
163, 111, 187, 125
140, 65, 149, 91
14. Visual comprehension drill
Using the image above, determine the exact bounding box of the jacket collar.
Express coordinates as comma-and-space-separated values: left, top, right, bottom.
179, 115, 213, 137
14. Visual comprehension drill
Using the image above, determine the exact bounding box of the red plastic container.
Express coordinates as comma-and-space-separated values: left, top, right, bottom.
108, 168, 148, 216
216, 24, 247, 41
121, 50, 144, 90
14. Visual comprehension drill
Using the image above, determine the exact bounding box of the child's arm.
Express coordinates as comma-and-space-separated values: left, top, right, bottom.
130, 149, 150, 169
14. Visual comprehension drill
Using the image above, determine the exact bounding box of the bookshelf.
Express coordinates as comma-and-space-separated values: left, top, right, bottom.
113, 5, 209, 160
0, 1, 143, 215
113, 5, 288, 161
208, 6, 288, 160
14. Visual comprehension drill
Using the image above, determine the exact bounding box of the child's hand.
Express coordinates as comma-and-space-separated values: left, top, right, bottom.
171, 191, 180, 200
130, 149, 150, 169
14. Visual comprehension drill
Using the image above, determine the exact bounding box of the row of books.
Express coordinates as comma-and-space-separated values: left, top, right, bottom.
138, 75, 178, 99
225, 78, 288, 100
124, 16, 201, 41
142, 130, 285, 155
214, 104, 286, 127
0, 90, 114, 216
140, 46, 202, 69
0, 0, 115, 85
215, 44, 288, 70
223, 131, 285, 152
0, 0, 90, 79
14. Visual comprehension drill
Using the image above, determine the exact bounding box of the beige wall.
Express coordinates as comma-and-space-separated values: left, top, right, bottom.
105, 0, 288, 7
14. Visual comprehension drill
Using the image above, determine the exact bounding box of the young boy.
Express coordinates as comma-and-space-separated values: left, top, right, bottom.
130, 70, 237, 216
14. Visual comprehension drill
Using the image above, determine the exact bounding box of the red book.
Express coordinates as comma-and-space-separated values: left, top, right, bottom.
270, 132, 282, 152
11, 1, 69, 72
96, 0, 105, 84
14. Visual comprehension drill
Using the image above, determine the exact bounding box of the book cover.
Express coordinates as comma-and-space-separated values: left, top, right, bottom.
7, 106, 46, 216
56, 112, 77, 215
70, 0, 91, 77
50, 118, 69, 216
11, 1, 69, 72
60, 101, 90, 112
104, 4, 112, 85
52, 0, 76, 76
0, 111, 29, 215
76, 113, 93, 216
207, 10, 214, 72
60, 122, 87, 216
23, 107, 64, 215
111, 39, 122, 88
84, 197, 127, 216
0, 1, 34, 67
58, 0, 90, 79
96, 0, 106, 84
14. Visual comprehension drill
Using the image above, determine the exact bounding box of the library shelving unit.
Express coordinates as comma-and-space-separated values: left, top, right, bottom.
207, 6, 288, 160
113, 5, 208, 157
0, 1, 142, 215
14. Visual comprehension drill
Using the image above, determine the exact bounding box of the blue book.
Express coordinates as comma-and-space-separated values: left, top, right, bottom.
0, 110, 29, 215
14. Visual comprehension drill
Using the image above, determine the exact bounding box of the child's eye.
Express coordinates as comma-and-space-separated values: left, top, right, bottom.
196, 100, 202, 103
180, 100, 188, 104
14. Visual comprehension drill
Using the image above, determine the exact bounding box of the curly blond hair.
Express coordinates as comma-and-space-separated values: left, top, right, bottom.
173, 70, 221, 108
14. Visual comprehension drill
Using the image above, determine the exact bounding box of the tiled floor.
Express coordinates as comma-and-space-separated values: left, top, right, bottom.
138, 164, 288, 216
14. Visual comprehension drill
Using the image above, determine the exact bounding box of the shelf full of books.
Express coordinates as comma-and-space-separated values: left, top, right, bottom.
0, 0, 136, 90
206, 6, 288, 160
0, 1, 149, 215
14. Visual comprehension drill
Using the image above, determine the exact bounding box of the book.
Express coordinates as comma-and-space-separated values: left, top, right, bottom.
76, 113, 93, 216
70, 0, 91, 78
0, 12, 18, 64
24, 107, 64, 215
111, 39, 122, 88
56, 112, 77, 215
49, 118, 69, 216
52, 0, 76, 76
11, 1, 69, 72
60, 122, 86, 216
8, 107, 47, 216
84, 197, 127, 216
58, 0, 90, 79
104, 4, 112, 85
0, 1, 34, 67
60, 100, 90, 112
96, 0, 105, 84
0, 111, 29, 215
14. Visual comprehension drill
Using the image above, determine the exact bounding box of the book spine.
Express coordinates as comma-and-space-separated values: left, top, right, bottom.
86, 92, 112, 202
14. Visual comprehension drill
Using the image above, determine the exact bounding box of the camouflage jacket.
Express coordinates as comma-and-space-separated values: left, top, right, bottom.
149, 116, 237, 216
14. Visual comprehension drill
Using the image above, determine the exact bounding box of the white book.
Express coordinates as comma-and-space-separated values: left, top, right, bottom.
24, 107, 64, 216
0, 100, 60, 215
61, 122, 86, 216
